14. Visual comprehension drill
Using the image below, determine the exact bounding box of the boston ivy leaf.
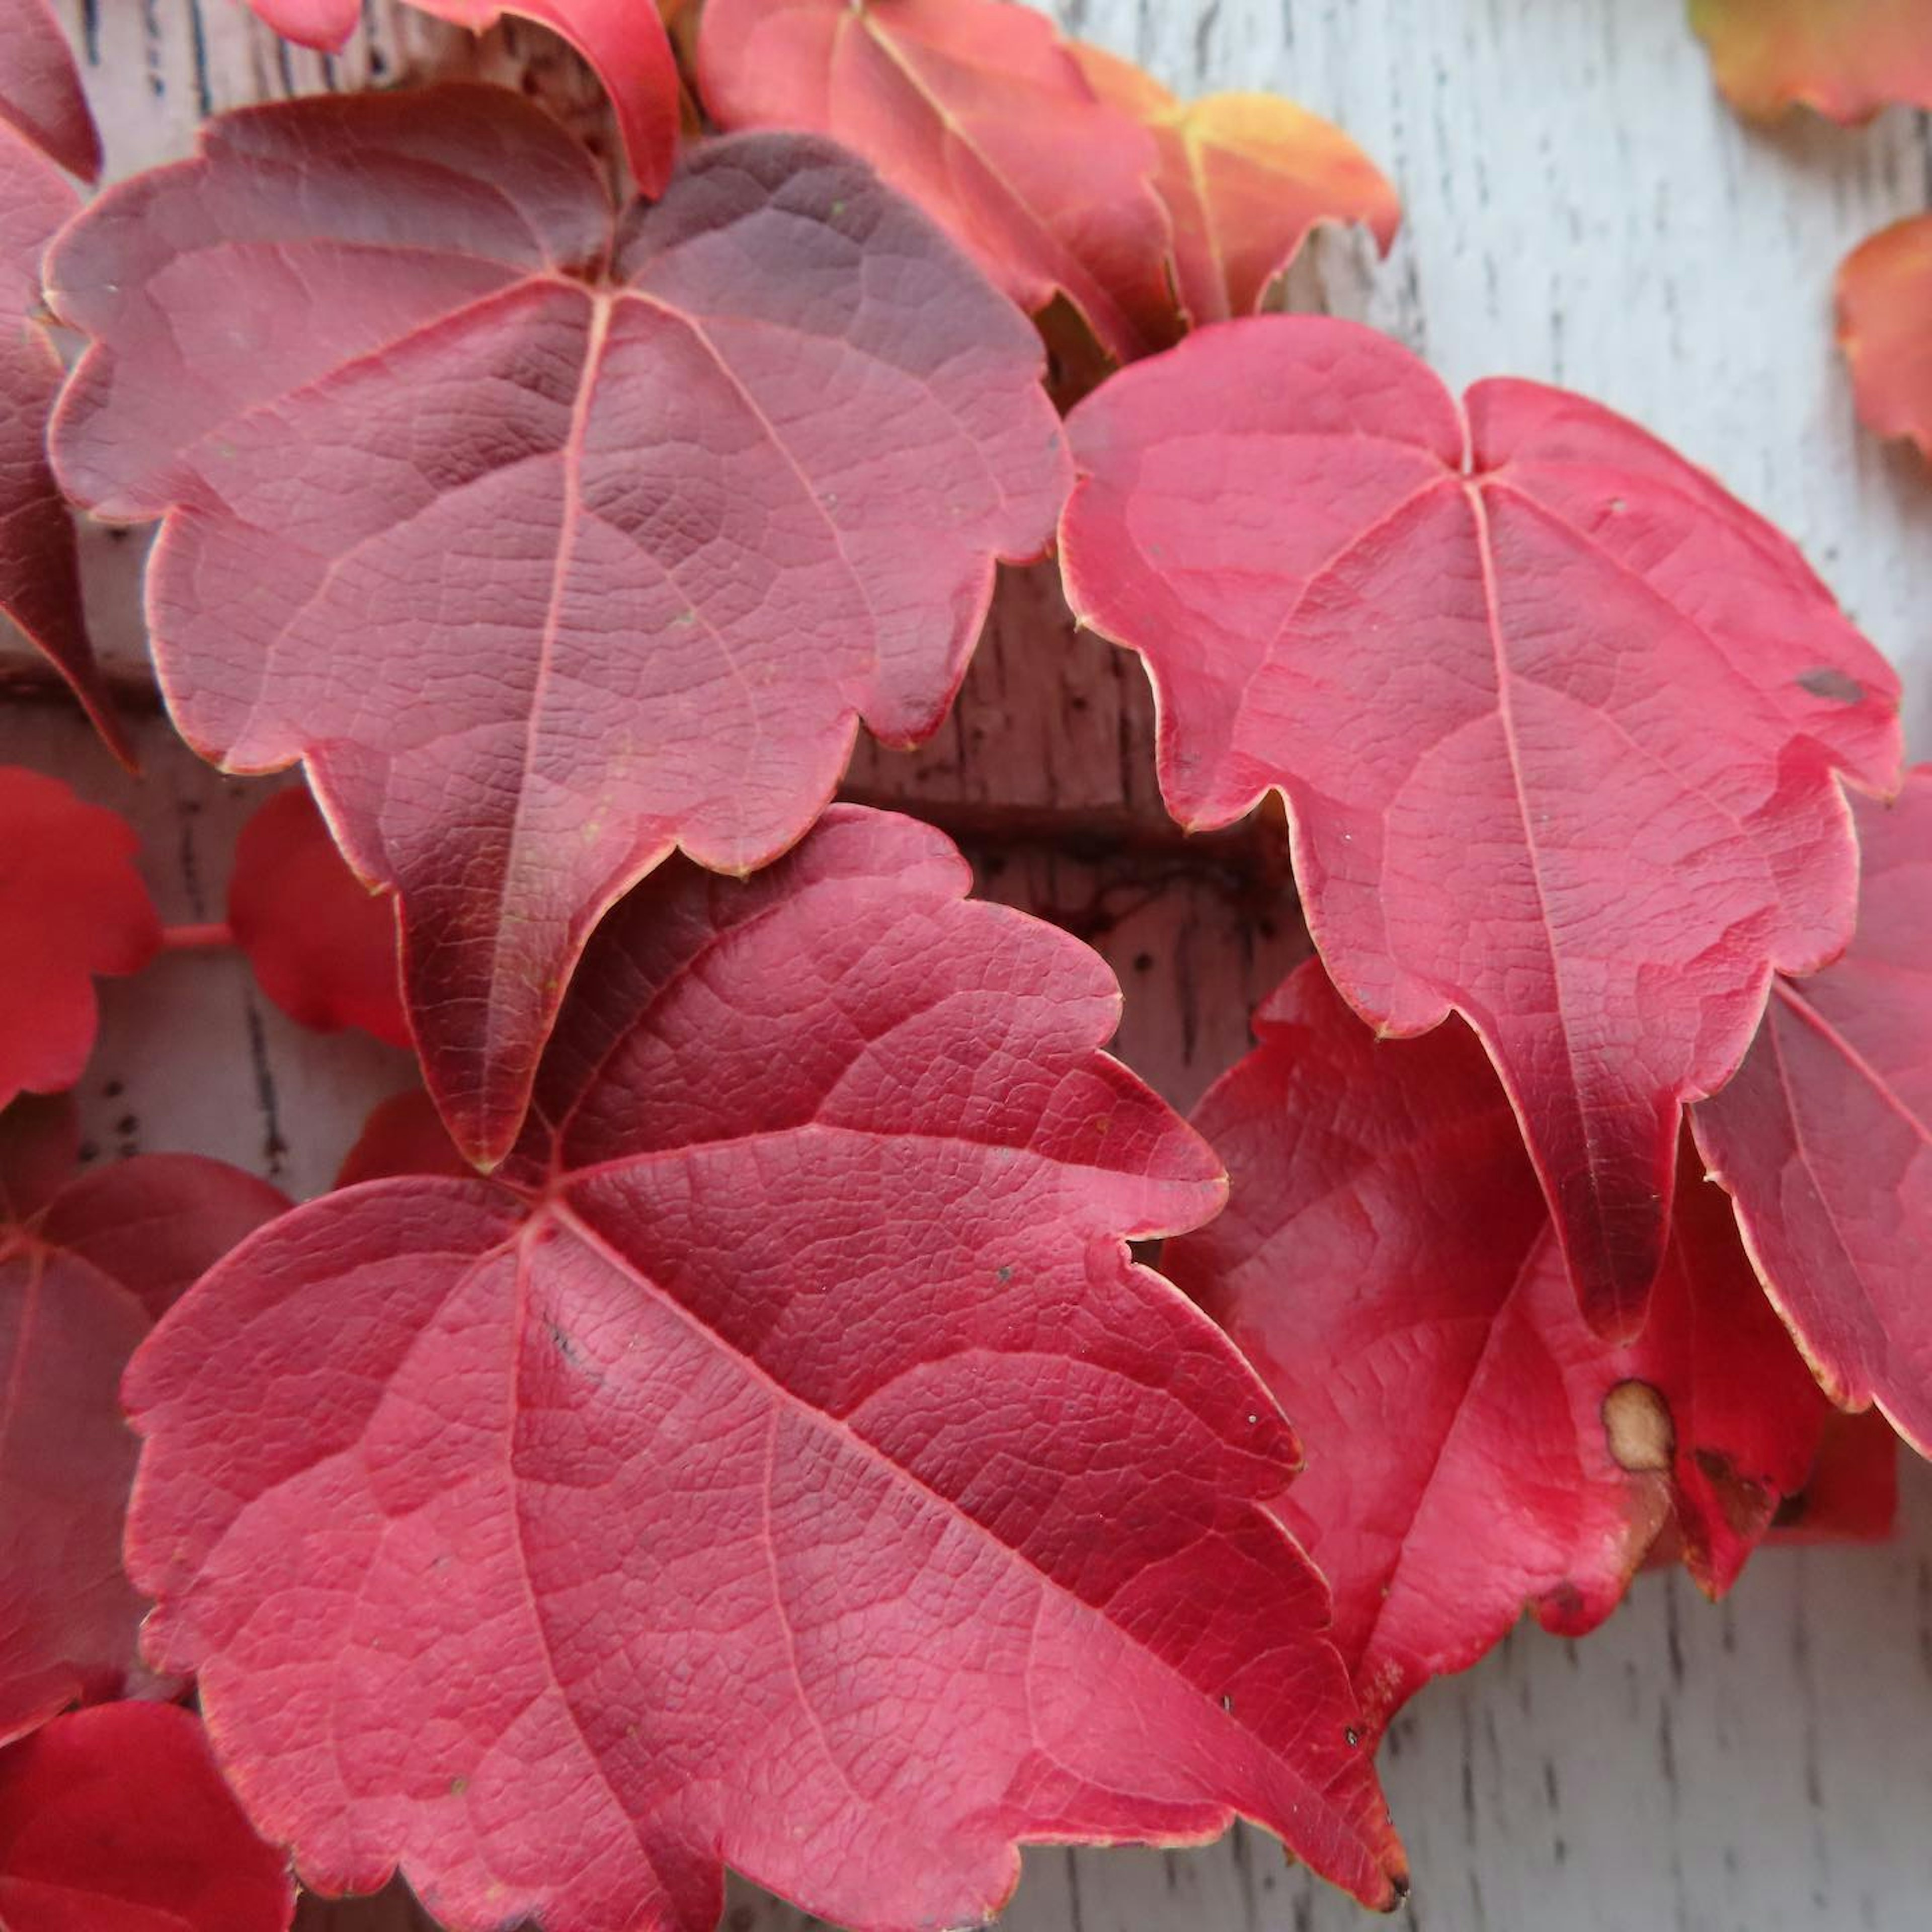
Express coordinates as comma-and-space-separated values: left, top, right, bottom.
0, 768, 159, 1113
1059, 314, 1901, 1339
49, 87, 1068, 1169
1694, 769, 1932, 1454
1071, 41, 1399, 325
229, 786, 408, 1050
697, 0, 1179, 363
1767, 1409, 1898, 1547
243, 0, 682, 194
335, 1088, 471, 1188
1165, 961, 1837, 1739
1836, 216, 1932, 460
0, 3, 127, 763
0, 1096, 286, 1743
0, 1702, 295, 1931
1688, 0, 1932, 120
124, 806, 1405, 1931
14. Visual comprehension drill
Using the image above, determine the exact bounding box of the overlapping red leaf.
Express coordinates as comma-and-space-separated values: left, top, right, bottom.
0, 1094, 285, 1744
697, 0, 1179, 362
242, 0, 682, 194
1836, 217, 1932, 460
228, 786, 408, 1049
1695, 770, 1932, 1453
1059, 315, 1900, 1339
1166, 962, 1840, 1738
1688, 0, 1932, 120
0, 768, 158, 1113
0, 1702, 294, 1931
124, 806, 1405, 1931
49, 87, 1068, 1168
0, 1, 126, 760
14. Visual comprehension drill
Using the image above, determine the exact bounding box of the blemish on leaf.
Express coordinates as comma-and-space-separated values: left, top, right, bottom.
1797, 667, 1867, 704
1603, 1379, 1674, 1473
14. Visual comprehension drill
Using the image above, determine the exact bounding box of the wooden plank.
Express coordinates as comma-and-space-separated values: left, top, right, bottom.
10, 1, 1932, 1928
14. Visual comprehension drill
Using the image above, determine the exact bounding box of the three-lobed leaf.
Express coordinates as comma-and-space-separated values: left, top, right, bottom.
0, 1702, 295, 1931
0, 1093, 286, 1744
242, 0, 682, 194
1071, 41, 1399, 326
49, 86, 1069, 1169
1695, 769, 1932, 1453
0, 0, 127, 761
0, 768, 159, 1114
124, 805, 1406, 1932
697, 0, 1179, 363
1058, 314, 1901, 1339
1166, 961, 1841, 1738
1688, 0, 1932, 121
1836, 216, 1932, 461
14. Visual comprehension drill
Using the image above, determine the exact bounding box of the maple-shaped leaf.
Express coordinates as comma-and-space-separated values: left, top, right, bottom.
1694, 769, 1932, 1454
1165, 961, 1837, 1739
0, 1, 128, 763
1059, 314, 1901, 1339
0, 1093, 286, 1744
696, 0, 1178, 363
123, 806, 1405, 1931
1688, 0, 1932, 120
244, 0, 681, 194
1070, 41, 1398, 326
1836, 215, 1932, 460
0, 768, 159, 1113
49, 87, 1068, 1170
229, 787, 409, 1050
0, 1702, 295, 1931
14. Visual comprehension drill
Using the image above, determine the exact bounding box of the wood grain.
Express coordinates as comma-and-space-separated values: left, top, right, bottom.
8, 1, 1932, 1927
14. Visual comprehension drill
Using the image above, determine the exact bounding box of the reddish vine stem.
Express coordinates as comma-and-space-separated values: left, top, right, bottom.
159, 922, 236, 952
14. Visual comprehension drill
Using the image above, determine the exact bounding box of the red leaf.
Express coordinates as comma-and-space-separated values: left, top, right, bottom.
1058, 315, 1901, 1338
228, 787, 409, 1051
0, 1702, 294, 1932
49, 88, 1068, 1168
1694, 769, 1932, 1453
0, 1101, 286, 1743
1766, 1408, 1898, 1546
0, 768, 159, 1112
1166, 962, 1835, 1738
1070, 42, 1399, 325
1688, 0, 1932, 121
244, 0, 681, 195
697, 0, 1178, 363
1836, 215, 1932, 460
123, 806, 1405, 1929
0, 4, 127, 763
334, 1088, 470, 1189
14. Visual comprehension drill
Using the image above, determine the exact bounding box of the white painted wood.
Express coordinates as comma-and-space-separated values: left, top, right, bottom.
10, 2, 1932, 1929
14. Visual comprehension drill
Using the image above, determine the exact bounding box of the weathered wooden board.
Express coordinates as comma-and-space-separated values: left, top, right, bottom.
8, 1, 1932, 1928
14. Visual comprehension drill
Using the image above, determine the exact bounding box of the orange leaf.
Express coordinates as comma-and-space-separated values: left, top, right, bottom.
1836, 214, 1932, 459
1073, 42, 1398, 325
1689, 0, 1932, 121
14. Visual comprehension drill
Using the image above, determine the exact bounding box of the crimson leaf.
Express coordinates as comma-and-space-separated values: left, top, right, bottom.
49, 87, 1069, 1168
1165, 961, 1840, 1738
124, 806, 1405, 1931
0, 1095, 286, 1743
1694, 768, 1932, 1452
1058, 314, 1901, 1339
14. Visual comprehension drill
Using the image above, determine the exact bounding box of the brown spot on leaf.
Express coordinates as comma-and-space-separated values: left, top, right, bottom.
1798, 667, 1866, 704
1603, 1379, 1674, 1472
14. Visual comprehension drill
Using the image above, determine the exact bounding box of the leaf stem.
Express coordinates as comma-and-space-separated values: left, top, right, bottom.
159, 922, 236, 952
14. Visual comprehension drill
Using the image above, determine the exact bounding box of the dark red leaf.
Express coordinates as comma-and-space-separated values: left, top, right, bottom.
0, 4, 126, 762
228, 787, 409, 1051
0, 768, 159, 1113
334, 1088, 470, 1189
697, 0, 1179, 362
1767, 1408, 1898, 1546
124, 806, 1405, 1930
1059, 314, 1901, 1339
1165, 961, 1837, 1738
0, 1702, 294, 1932
49, 88, 1068, 1168
0, 1100, 286, 1743
243, 0, 682, 195
1694, 769, 1932, 1453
